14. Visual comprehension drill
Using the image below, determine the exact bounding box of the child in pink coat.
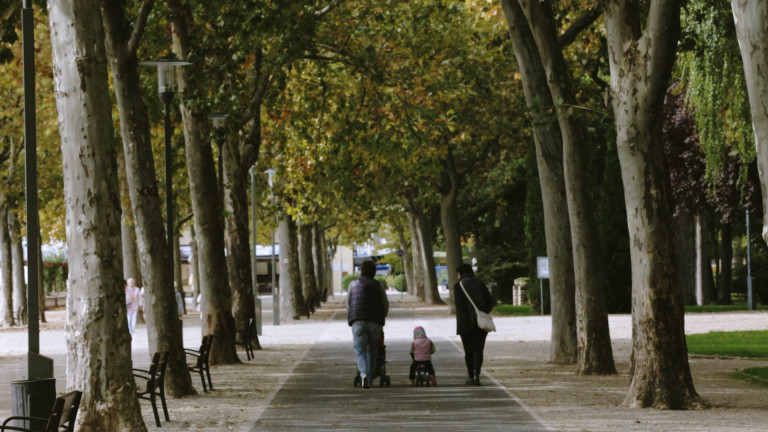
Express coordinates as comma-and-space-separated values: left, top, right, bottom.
409, 326, 437, 386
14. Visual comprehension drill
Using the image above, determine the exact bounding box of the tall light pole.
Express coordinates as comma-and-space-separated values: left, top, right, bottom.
140, 55, 190, 292
266, 169, 278, 325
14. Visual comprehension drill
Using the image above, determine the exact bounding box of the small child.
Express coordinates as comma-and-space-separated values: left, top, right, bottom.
409, 326, 437, 386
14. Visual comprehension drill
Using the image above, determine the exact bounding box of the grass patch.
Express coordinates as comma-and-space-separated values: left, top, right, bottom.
686, 330, 768, 358
731, 367, 768, 387
685, 302, 768, 313
493, 304, 535, 316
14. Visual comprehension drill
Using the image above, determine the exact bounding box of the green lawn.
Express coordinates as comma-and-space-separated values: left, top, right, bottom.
687, 330, 768, 388
686, 330, 768, 358
732, 368, 768, 387
492, 304, 535, 316
685, 303, 768, 313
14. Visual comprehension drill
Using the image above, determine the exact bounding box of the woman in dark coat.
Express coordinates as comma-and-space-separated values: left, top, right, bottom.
454, 263, 494, 385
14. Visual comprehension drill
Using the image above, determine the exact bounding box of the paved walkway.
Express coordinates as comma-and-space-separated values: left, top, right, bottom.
245, 305, 553, 431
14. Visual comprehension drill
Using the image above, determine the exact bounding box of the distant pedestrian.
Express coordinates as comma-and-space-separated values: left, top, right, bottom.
347, 260, 389, 389
409, 326, 437, 386
454, 263, 493, 385
125, 278, 140, 334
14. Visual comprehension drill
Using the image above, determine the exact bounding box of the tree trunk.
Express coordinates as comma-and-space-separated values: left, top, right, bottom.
398, 228, 414, 296
716, 222, 733, 305
313, 224, 328, 302
299, 223, 318, 314
415, 209, 443, 305
101, 0, 197, 395
190, 225, 201, 310
117, 152, 141, 283
173, 232, 185, 313
439, 151, 461, 314
168, 0, 238, 365
673, 213, 697, 305
514, 0, 614, 375
9, 211, 26, 325
278, 217, 293, 319
501, 0, 577, 364
600, 0, 705, 409
48, 0, 146, 427
223, 135, 256, 342
278, 215, 304, 319
694, 214, 709, 306
731, 1, 768, 245
0, 204, 13, 327
407, 211, 424, 298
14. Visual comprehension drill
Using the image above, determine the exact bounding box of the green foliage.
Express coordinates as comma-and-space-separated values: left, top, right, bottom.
390, 273, 406, 292
42, 263, 67, 295
686, 330, 768, 358
342, 274, 358, 292
375, 276, 388, 289
680, 0, 755, 188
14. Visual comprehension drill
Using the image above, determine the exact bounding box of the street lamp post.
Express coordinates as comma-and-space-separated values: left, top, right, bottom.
265, 169, 278, 325
140, 55, 190, 292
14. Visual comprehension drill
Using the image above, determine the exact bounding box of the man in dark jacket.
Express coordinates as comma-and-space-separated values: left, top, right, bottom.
454, 263, 494, 385
347, 260, 389, 389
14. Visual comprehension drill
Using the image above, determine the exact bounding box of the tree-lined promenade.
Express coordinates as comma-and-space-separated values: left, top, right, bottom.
0, 0, 767, 430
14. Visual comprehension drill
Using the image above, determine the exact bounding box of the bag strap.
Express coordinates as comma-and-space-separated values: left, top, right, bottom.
459, 281, 480, 312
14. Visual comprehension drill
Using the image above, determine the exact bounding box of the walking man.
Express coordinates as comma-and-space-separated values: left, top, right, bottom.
348, 260, 389, 389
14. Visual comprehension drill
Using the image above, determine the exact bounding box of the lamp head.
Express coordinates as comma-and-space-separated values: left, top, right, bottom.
140, 54, 191, 95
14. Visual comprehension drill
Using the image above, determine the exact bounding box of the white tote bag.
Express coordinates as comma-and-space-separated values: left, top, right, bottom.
459, 281, 496, 332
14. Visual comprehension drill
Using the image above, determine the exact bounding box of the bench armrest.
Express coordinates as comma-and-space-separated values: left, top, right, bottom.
2, 415, 48, 430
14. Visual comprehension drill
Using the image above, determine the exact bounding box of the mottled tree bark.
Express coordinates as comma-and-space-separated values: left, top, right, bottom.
278, 215, 305, 319
48, 0, 146, 427
600, 0, 705, 409
407, 211, 424, 298
731, 1, 768, 245
101, 0, 197, 394
439, 150, 461, 314
512, 0, 614, 374
223, 134, 256, 344
500, 0, 577, 364
397, 228, 414, 296
298, 223, 317, 314
168, 0, 238, 365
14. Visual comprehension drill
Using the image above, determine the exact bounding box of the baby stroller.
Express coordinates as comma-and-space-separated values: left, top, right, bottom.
353, 329, 391, 387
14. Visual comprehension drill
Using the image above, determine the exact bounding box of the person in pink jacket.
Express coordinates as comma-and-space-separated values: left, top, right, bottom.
409, 326, 437, 386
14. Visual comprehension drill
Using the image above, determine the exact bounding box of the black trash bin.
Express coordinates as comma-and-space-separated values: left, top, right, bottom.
10, 378, 56, 431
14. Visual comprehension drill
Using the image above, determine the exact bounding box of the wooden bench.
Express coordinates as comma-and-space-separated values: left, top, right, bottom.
186, 335, 214, 392
1, 390, 81, 432
134, 351, 170, 427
